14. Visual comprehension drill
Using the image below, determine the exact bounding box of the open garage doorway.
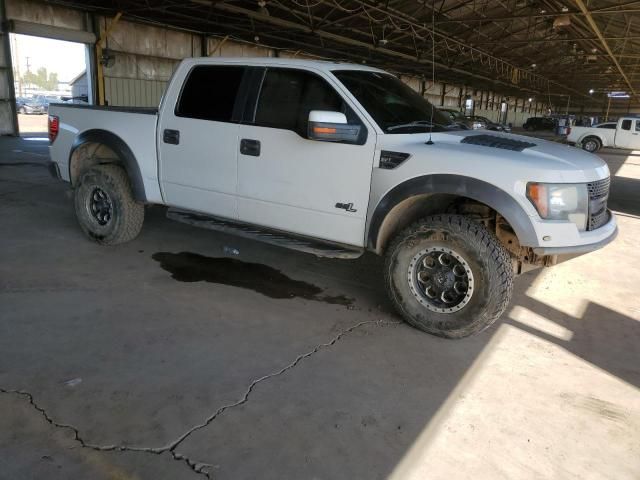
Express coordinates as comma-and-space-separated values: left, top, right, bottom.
10, 33, 88, 135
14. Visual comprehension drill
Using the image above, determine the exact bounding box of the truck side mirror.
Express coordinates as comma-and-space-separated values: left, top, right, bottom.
307, 110, 361, 143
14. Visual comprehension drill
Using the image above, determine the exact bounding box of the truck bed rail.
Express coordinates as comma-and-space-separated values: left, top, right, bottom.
49, 103, 158, 115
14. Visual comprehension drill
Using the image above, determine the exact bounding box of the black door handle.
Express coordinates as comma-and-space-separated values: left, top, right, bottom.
240, 138, 261, 156
163, 129, 180, 145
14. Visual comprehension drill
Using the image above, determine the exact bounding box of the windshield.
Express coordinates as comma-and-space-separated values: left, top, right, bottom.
333, 70, 456, 133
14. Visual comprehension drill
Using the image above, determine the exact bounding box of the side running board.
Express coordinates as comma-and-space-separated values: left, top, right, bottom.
166, 209, 364, 259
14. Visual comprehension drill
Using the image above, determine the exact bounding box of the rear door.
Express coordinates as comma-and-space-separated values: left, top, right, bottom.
236, 67, 376, 246
614, 118, 640, 149
158, 65, 248, 219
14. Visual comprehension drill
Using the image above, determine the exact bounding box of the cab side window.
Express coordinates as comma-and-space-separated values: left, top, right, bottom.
254, 68, 363, 139
635, 121, 640, 132
621, 119, 632, 131
176, 66, 245, 122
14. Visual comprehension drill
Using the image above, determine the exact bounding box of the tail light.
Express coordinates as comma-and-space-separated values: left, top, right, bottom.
48, 115, 59, 143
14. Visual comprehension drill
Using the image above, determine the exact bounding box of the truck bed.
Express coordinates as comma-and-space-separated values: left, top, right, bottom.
567, 125, 615, 147
48, 102, 163, 203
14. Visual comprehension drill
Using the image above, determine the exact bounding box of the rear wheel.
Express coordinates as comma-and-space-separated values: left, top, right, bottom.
384, 215, 513, 338
74, 165, 144, 245
582, 136, 601, 153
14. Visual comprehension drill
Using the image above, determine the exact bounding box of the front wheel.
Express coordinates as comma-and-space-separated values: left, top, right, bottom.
384, 215, 514, 339
74, 164, 144, 245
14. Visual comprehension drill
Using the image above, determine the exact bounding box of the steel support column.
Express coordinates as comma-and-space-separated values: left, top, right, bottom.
0, 0, 18, 135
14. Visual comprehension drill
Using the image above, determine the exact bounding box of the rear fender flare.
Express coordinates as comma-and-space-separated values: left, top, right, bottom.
69, 129, 146, 202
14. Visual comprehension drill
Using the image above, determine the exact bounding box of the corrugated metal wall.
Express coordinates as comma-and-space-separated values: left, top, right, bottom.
104, 77, 166, 107
96, 17, 551, 121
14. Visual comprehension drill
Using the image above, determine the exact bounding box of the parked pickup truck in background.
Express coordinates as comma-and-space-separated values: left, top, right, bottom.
568, 117, 640, 152
48, 57, 617, 339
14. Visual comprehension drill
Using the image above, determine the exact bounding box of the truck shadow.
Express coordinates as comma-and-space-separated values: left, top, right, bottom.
506, 278, 640, 388
599, 150, 640, 217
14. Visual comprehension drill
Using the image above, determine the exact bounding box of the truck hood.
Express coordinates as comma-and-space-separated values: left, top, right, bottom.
377, 129, 609, 183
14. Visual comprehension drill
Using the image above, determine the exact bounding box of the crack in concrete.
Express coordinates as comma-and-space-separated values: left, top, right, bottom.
1, 319, 399, 478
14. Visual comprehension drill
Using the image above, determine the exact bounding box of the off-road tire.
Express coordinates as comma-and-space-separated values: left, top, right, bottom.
582, 136, 601, 153
384, 214, 513, 339
74, 165, 144, 245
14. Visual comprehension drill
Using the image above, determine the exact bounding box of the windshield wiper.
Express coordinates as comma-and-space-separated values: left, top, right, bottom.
386, 120, 455, 132
387, 120, 435, 131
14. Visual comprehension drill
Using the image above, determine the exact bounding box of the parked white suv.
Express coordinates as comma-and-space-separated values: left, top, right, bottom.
47, 57, 617, 338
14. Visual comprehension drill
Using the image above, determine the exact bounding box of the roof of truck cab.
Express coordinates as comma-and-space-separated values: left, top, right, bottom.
180, 56, 387, 73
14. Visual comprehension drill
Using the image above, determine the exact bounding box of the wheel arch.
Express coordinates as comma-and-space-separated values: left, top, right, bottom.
580, 134, 604, 148
368, 174, 538, 254
68, 129, 146, 202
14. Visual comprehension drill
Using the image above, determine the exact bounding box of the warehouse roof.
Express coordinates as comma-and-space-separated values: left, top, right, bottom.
49, 0, 640, 107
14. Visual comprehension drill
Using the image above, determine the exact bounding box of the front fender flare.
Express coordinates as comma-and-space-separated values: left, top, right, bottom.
367, 174, 539, 251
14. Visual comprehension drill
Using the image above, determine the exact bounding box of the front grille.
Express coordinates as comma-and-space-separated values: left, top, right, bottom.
587, 177, 610, 230
588, 177, 610, 199
589, 209, 610, 230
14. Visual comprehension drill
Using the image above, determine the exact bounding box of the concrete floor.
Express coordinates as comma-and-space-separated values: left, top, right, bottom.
0, 134, 639, 480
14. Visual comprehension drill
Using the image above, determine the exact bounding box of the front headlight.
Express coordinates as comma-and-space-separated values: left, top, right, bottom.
526, 183, 589, 231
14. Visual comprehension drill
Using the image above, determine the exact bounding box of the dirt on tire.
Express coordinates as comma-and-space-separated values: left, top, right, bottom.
384, 214, 513, 339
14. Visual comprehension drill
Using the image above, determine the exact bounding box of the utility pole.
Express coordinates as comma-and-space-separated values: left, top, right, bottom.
12, 34, 22, 96
25, 56, 31, 94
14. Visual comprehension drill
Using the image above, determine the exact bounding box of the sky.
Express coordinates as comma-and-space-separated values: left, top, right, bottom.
10, 33, 86, 83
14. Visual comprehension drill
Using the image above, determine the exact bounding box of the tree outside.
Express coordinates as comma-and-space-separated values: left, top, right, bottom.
22, 67, 59, 92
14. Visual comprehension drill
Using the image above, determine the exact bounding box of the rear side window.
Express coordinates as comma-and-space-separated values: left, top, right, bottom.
621, 119, 632, 130
176, 66, 244, 122
254, 68, 361, 136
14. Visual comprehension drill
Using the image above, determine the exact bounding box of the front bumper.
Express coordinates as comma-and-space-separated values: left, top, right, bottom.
532, 210, 618, 255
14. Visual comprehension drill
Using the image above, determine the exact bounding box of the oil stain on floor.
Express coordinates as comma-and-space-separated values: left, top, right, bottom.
152, 251, 353, 306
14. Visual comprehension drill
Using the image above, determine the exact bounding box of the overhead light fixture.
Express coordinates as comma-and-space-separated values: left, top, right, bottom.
531, 63, 537, 68
257, 0, 269, 15
589, 88, 594, 94
553, 15, 571, 29
528, 97, 533, 102
608, 91, 630, 98
561, 6, 569, 12
378, 38, 388, 46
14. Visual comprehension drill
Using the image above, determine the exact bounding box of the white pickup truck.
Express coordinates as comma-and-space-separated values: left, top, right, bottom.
48, 57, 617, 339
568, 117, 640, 152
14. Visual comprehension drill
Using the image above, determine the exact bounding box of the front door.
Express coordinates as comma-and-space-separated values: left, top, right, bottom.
236, 67, 376, 247
614, 118, 640, 149
158, 65, 246, 219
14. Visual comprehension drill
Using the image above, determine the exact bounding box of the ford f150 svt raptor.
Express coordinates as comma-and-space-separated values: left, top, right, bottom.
48, 57, 617, 338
